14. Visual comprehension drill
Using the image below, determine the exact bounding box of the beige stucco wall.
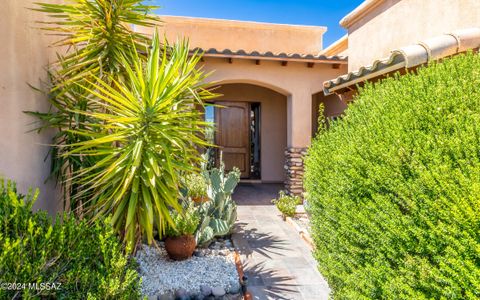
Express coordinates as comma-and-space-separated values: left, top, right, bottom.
214, 84, 287, 182
0, 0, 61, 214
345, 0, 480, 71
312, 92, 348, 134
137, 16, 326, 54
199, 57, 347, 148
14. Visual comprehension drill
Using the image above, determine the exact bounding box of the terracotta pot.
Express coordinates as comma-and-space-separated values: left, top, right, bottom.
165, 235, 196, 260
192, 196, 209, 203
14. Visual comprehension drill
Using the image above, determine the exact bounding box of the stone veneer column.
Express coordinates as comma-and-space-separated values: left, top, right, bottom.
284, 147, 307, 197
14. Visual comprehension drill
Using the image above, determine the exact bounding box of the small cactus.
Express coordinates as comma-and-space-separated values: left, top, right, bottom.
195, 158, 240, 246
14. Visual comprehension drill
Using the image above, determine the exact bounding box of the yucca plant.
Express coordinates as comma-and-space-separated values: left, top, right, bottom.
32, 0, 158, 83
65, 32, 216, 250
29, 0, 159, 212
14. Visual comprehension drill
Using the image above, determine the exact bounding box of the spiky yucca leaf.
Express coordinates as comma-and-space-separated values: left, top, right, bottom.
29, 0, 158, 212
65, 32, 216, 250
33, 0, 159, 83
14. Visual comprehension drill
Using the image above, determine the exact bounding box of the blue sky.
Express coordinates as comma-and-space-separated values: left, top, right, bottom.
149, 0, 364, 48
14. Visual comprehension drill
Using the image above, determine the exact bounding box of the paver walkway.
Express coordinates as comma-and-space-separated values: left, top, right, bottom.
232, 183, 330, 300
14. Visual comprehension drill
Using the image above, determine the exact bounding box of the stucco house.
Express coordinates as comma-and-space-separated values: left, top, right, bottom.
1, 0, 479, 212
135, 17, 348, 196
138, 0, 480, 197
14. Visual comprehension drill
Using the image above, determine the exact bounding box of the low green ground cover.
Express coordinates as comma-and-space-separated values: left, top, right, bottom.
0, 180, 140, 299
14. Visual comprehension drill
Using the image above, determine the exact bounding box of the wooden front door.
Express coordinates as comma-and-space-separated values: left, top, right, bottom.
215, 102, 250, 178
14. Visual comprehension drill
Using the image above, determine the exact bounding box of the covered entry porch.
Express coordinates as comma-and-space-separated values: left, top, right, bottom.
207, 83, 287, 183
138, 16, 349, 194
201, 55, 347, 194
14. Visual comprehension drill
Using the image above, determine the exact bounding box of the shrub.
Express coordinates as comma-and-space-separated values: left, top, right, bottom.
272, 191, 298, 217
304, 52, 480, 299
166, 202, 200, 237
0, 180, 140, 299
183, 173, 208, 199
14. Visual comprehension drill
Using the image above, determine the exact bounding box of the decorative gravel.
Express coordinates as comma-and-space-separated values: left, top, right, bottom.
135, 242, 240, 297
292, 215, 311, 234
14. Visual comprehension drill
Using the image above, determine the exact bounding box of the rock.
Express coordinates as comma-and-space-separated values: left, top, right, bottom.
227, 281, 241, 294
136, 244, 240, 298
211, 286, 226, 297
225, 293, 243, 300
193, 250, 204, 257
296, 205, 306, 214
158, 292, 175, 300
191, 294, 204, 300
175, 288, 188, 299
148, 295, 158, 300
200, 285, 212, 297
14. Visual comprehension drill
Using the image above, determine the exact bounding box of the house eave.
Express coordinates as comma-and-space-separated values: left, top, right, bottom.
323, 28, 480, 95
192, 48, 348, 65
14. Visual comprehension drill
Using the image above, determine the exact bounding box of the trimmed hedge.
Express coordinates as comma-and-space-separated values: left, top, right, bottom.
305, 52, 480, 299
0, 180, 140, 299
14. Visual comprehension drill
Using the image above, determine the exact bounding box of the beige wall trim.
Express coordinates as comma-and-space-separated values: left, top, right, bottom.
340, 0, 385, 29
158, 15, 327, 33
321, 34, 348, 56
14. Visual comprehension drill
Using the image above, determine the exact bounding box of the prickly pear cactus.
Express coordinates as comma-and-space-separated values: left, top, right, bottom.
195, 161, 240, 246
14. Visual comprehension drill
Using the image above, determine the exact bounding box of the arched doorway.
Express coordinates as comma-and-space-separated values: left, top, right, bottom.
207, 83, 287, 183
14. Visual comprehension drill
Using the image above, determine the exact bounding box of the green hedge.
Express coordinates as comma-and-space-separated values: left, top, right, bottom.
305, 52, 480, 299
0, 180, 140, 299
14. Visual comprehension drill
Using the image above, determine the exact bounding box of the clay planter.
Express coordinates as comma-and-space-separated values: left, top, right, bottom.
165, 235, 196, 260
192, 196, 209, 204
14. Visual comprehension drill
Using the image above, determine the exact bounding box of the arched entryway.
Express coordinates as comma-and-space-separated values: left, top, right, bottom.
208, 83, 287, 183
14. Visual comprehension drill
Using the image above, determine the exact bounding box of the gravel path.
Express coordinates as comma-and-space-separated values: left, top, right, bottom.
136, 244, 240, 297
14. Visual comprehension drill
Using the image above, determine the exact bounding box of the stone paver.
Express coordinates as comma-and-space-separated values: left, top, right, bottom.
232, 183, 330, 300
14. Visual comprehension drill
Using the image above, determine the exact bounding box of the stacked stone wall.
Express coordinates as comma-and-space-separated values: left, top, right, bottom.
284, 147, 307, 197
